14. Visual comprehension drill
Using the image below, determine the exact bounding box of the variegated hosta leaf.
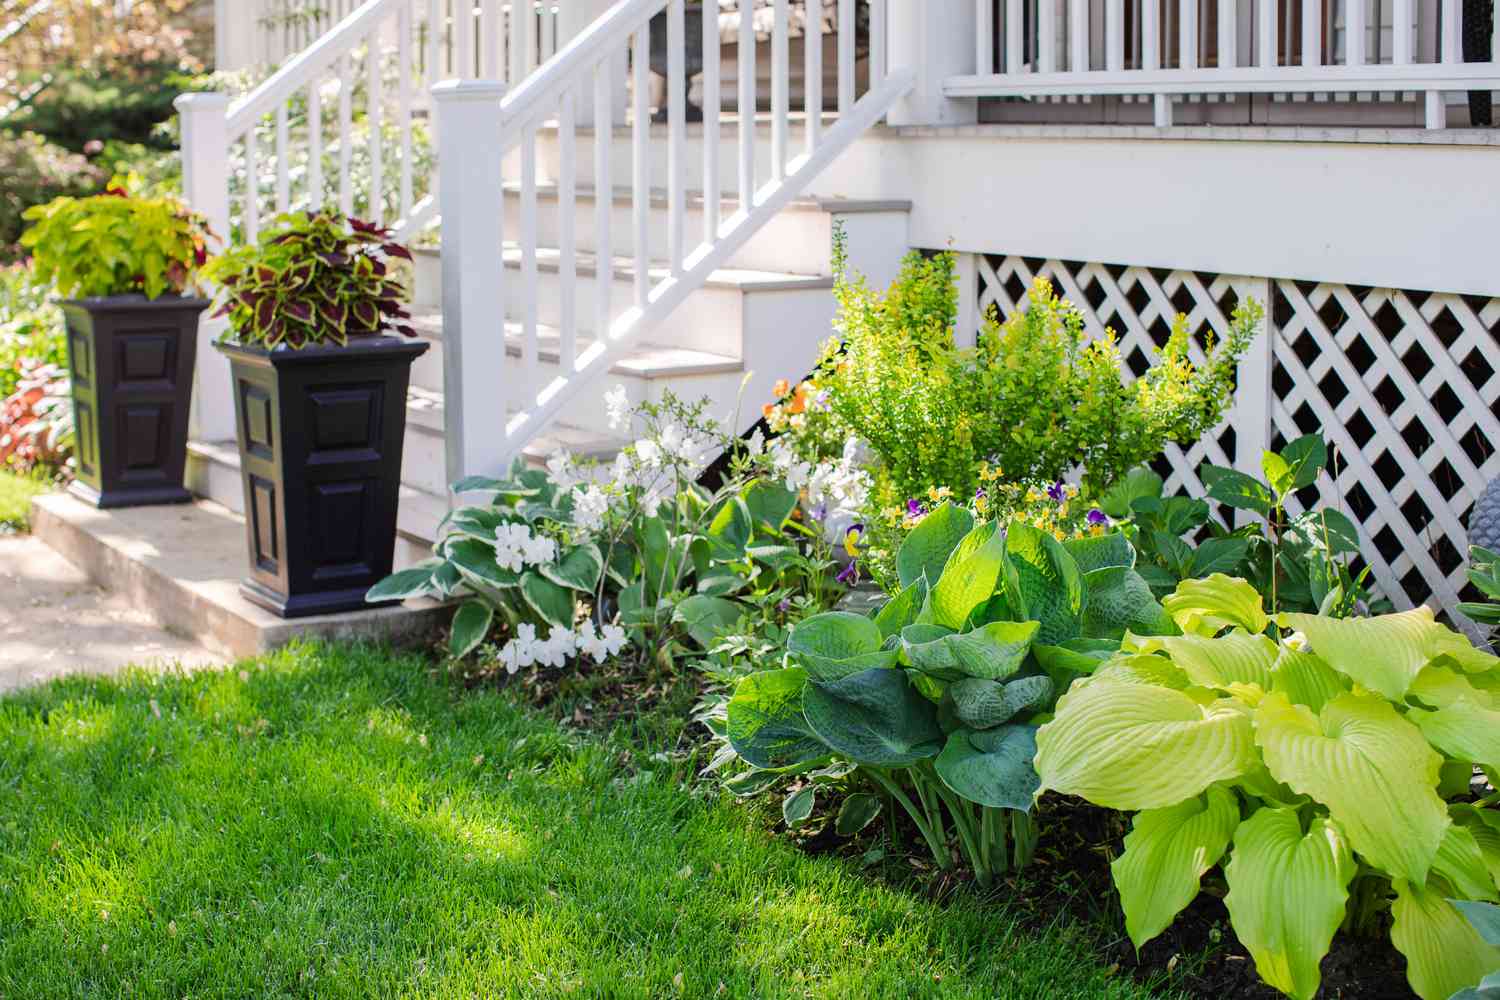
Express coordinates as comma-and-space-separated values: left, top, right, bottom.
1130, 630, 1277, 692
1111, 786, 1240, 949
1390, 878, 1500, 1000
1407, 665, 1500, 769
1253, 691, 1449, 884
1034, 679, 1257, 810
1161, 574, 1269, 636
1279, 606, 1454, 702
1268, 646, 1348, 715
1222, 808, 1355, 1000
1434, 823, 1500, 903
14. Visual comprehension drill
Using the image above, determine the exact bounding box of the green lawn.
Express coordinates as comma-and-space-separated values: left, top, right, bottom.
0, 470, 48, 532
0, 644, 1177, 999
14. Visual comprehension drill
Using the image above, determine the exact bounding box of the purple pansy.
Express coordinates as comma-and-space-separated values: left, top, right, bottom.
906, 498, 925, 516
1047, 481, 1066, 502
836, 561, 860, 586
1087, 508, 1108, 526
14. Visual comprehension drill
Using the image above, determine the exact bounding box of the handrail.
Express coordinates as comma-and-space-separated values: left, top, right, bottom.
945, 62, 1500, 99
227, 0, 403, 134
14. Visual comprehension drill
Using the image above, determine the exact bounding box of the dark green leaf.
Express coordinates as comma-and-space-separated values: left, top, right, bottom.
1100, 467, 1163, 519
801, 667, 944, 766
782, 786, 816, 827
835, 792, 883, 836
519, 572, 574, 627
449, 600, 493, 658
1198, 464, 1274, 515
675, 595, 744, 647
743, 480, 798, 534
366, 562, 438, 602
540, 543, 604, 592
1002, 521, 1085, 646
1279, 435, 1328, 490
447, 537, 521, 589
726, 668, 827, 770
933, 724, 1041, 811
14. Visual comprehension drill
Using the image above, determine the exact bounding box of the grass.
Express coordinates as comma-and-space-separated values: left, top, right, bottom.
0, 643, 1181, 1000
0, 470, 48, 532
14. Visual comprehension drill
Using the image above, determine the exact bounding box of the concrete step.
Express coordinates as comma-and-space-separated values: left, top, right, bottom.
30, 492, 448, 661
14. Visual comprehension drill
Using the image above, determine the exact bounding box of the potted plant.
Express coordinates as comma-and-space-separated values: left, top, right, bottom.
203, 212, 426, 618
20, 175, 213, 508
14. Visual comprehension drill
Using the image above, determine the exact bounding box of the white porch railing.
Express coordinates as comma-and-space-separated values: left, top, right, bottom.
956, 0, 1500, 128
437, 0, 911, 482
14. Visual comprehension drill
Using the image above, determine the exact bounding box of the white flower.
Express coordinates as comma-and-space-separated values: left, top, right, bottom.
635, 438, 663, 469
605, 384, 631, 431
494, 523, 532, 573
600, 623, 629, 657
546, 449, 579, 490
745, 429, 765, 457
640, 489, 664, 518
575, 620, 606, 662
533, 626, 575, 668
522, 532, 557, 566
571, 485, 609, 533
498, 641, 528, 674
658, 421, 687, 459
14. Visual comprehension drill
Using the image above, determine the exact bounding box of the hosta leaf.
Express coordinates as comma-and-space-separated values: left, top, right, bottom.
1268, 646, 1348, 715
1035, 679, 1257, 810
743, 480, 798, 533
788, 612, 898, 682
1091, 653, 1193, 690
447, 537, 521, 590
519, 572, 575, 628
835, 792, 882, 836
1390, 879, 1500, 1000
1062, 532, 1135, 574
1161, 574, 1269, 636
900, 620, 1039, 681
1111, 786, 1240, 950
1133, 630, 1277, 691
1279, 606, 1452, 702
1081, 567, 1172, 640
802, 667, 944, 766
1456, 899, 1500, 947
1003, 521, 1085, 645
1453, 805, 1500, 893
706, 496, 753, 560
1434, 824, 1500, 903
782, 786, 816, 827
726, 668, 826, 770
896, 502, 973, 589
928, 522, 1007, 629
874, 577, 926, 640
1407, 666, 1500, 769
448, 600, 494, 658
366, 561, 440, 602
933, 724, 1040, 811
1253, 691, 1448, 884
948, 675, 1053, 730
1222, 809, 1356, 1000
675, 595, 744, 648
1032, 638, 1120, 694
539, 543, 604, 592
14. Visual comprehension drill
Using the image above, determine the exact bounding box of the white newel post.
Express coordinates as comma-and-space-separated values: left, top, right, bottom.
884, 0, 977, 126
558, 0, 628, 125
175, 92, 236, 446
434, 80, 510, 488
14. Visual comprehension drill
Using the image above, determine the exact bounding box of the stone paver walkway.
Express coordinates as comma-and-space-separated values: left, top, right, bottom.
0, 535, 224, 691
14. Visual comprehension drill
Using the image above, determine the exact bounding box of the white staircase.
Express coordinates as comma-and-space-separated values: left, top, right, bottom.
178, 0, 915, 565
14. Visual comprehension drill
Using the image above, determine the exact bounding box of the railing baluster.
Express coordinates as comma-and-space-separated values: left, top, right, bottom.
669, 0, 686, 271
429, 0, 443, 79
633, 24, 651, 306
1039, 0, 1058, 72
1301, 0, 1320, 64
1257, 0, 1276, 67
245, 125, 261, 242
1070, 0, 1089, 70
1393, 0, 1414, 64
771, 0, 788, 182
1218, 0, 1237, 68
307, 79, 324, 211
870, 0, 886, 85
1106, 0, 1124, 71
1006, 0, 1024, 72
739, 1, 755, 212
1428, 0, 1460, 127
806, 0, 823, 152
274, 104, 290, 213
368, 33, 384, 222
703, 0, 721, 241
521, 124, 539, 389
481, 0, 500, 78
456, 0, 474, 77
338, 56, 353, 215
513, 0, 532, 83
399, 2, 414, 220
977, 0, 994, 74
594, 59, 614, 341
1143, 0, 1170, 124
1180, 0, 1198, 69
541, 2, 555, 61
838, 0, 855, 112
558, 86, 578, 372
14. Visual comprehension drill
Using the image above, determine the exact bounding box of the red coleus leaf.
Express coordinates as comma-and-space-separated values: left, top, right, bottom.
256, 266, 277, 284
255, 297, 276, 329
283, 300, 314, 324
350, 301, 379, 331
382, 242, 413, 261
395, 325, 417, 338
317, 300, 346, 328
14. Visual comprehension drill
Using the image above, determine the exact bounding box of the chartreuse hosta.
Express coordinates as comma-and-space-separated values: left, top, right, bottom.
1033, 574, 1500, 1000
724, 501, 1176, 885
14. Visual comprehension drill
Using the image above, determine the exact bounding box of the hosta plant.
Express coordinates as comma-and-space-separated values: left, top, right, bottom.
1103, 435, 1381, 615
20, 174, 212, 298
722, 500, 1178, 885
203, 212, 416, 348
1459, 547, 1500, 632
1034, 574, 1500, 1000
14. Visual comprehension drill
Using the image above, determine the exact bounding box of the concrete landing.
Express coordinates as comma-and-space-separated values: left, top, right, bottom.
30, 493, 448, 660
0, 534, 224, 691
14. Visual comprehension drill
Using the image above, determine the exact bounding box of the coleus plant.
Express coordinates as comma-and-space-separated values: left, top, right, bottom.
1034, 574, 1500, 1000
203, 212, 416, 349
722, 501, 1177, 885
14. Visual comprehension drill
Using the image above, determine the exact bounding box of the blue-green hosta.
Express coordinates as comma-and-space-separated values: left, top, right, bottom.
1034, 574, 1500, 1000
724, 501, 1176, 884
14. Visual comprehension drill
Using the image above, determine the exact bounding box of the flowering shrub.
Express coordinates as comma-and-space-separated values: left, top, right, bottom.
0, 359, 71, 475
0, 132, 107, 260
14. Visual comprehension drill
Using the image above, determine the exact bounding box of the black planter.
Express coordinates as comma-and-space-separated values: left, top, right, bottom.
61, 294, 209, 508
216, 335, 429, 619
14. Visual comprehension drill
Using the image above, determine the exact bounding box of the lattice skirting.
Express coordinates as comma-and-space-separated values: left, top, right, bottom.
966, 253, 1500, 626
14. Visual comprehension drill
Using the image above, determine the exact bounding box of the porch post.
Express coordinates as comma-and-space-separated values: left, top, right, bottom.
213, 0, 260, 71
884, 0, 978, 126
433, 80, 511, 488
558, 0, 628, 125
175, 92, 236, 444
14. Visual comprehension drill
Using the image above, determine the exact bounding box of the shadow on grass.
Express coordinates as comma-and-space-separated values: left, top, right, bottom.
0, 643, 1183, 999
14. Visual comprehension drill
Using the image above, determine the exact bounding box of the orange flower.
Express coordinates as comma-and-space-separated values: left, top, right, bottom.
762, 403, 776, 419
772, 379, 791, 398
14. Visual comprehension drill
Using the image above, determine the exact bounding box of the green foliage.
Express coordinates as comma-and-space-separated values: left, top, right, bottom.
1035, 574, 1500, 1000
1460, 547, 1500, 630
1103, 436, 1383, 616
0, 263, 66, 399
818, 232, 1259, 503
0, 131, 107, 260
6, 67, 206, 153
20, 176, 211, 299
204, 212, 415, 348
722, 505, 1177, 885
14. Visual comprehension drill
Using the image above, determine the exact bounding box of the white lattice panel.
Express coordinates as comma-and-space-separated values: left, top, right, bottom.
973, 253, 1500, 621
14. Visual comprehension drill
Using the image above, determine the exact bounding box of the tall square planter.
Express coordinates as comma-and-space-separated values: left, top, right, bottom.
61, 294, 209, 508
216, 335, 429, 619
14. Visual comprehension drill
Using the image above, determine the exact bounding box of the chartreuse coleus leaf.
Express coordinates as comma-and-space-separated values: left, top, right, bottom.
1126, 629, 1277, 692
1390, 879, 1500, 1000
1034, 679, 1257, 810
1161, 574, 1269, 636
896, 501, 974, 590
1222, 808, 1356, 1000
927, 521, 1007, 629
801, 667, 944, 766
725, 667, 826, 771
1002, 521, 1085, 645
933, 724, 1040, 811
787, 612, 899, 682
1406, 664, 1500, 769
1111, 785, 1240, 951
1279, 605, 1462, 702
1253, 691, 1449, 884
